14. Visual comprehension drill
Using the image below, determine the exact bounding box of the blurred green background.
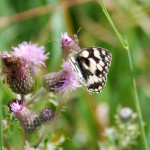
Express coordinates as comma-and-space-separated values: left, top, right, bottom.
0, 0, 150, 149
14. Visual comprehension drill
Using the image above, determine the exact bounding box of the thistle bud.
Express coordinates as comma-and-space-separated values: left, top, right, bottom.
61, 32, 80, 60
1, 53, 33, 94
8, 99, 55, 133
38, 108, 55, 124
43, 61, 81, 96
43, 70, 67, 93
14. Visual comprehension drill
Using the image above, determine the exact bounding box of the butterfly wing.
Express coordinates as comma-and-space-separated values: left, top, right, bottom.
69, 47, 112, 94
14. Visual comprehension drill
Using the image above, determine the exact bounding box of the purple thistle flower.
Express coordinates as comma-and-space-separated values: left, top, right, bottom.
61, 32, 73, 46
55, 61, 81, 95
8, 99, 23, 114
43, 61, 81, 96
61, 32, 80, 60
8, 99, 55, 133
12, 41, 49, 73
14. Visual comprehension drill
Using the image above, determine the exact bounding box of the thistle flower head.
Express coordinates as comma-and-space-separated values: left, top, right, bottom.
61, 32, 73, 46
8, 99, 23, 114
43, 61, 81, 96
59, 61, 81, 94
12, 41, 49, 73
1, 41, 49, 94
61, 32, 80, 60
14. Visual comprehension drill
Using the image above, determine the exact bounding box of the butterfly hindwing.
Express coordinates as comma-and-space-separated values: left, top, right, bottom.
69, 47, 112, 94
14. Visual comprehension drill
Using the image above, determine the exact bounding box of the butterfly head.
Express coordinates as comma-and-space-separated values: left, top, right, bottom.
73, 27, 82, 44
73, 34, 79, 44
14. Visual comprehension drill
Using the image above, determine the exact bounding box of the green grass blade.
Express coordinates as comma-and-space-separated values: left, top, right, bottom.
99, 0, 128, 49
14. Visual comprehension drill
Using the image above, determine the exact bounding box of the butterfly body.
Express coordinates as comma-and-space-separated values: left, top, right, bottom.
68, 47, 112, 94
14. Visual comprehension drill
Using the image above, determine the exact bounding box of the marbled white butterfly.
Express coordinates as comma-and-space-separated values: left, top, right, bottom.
68, 47, 112, 94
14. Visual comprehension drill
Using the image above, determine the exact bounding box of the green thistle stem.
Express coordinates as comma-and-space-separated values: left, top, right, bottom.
34, 133, 45, 148
52, 95, 64, 131
26, 87, 45, 106
98, 0, 148, 149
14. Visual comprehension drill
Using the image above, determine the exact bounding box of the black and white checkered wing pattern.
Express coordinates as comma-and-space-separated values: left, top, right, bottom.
69, 47, 112, 94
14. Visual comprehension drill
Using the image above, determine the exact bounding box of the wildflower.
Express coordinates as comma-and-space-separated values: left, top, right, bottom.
8, 99, 23, 113
8, 99, 55, 133
12, 41, 49, 73
119, 107, 133, 122
98, 107, 139, 150
61, 32, 73, 46
43, 61, 81, 96
1, 42, 49, 94
61, 32, 80, 60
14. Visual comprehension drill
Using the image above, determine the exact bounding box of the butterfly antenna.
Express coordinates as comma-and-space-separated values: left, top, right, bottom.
76, 27, 82, 36
48, 40, 61, 45
73, 27, 82, 43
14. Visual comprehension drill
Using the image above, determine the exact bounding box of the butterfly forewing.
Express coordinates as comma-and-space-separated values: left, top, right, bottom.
69, 47, 112, 94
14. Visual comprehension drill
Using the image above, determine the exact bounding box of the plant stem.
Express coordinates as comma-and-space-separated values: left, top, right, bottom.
21, 94, 25, 104
3, 136, 10, 150
34, 133, 45, 148
126, 49, 149, 150
98, 0, 149, 149
33, 95, 65, 148
26, 87, 45, 106
0, 80, 3, 150
52, 95, 64, 132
